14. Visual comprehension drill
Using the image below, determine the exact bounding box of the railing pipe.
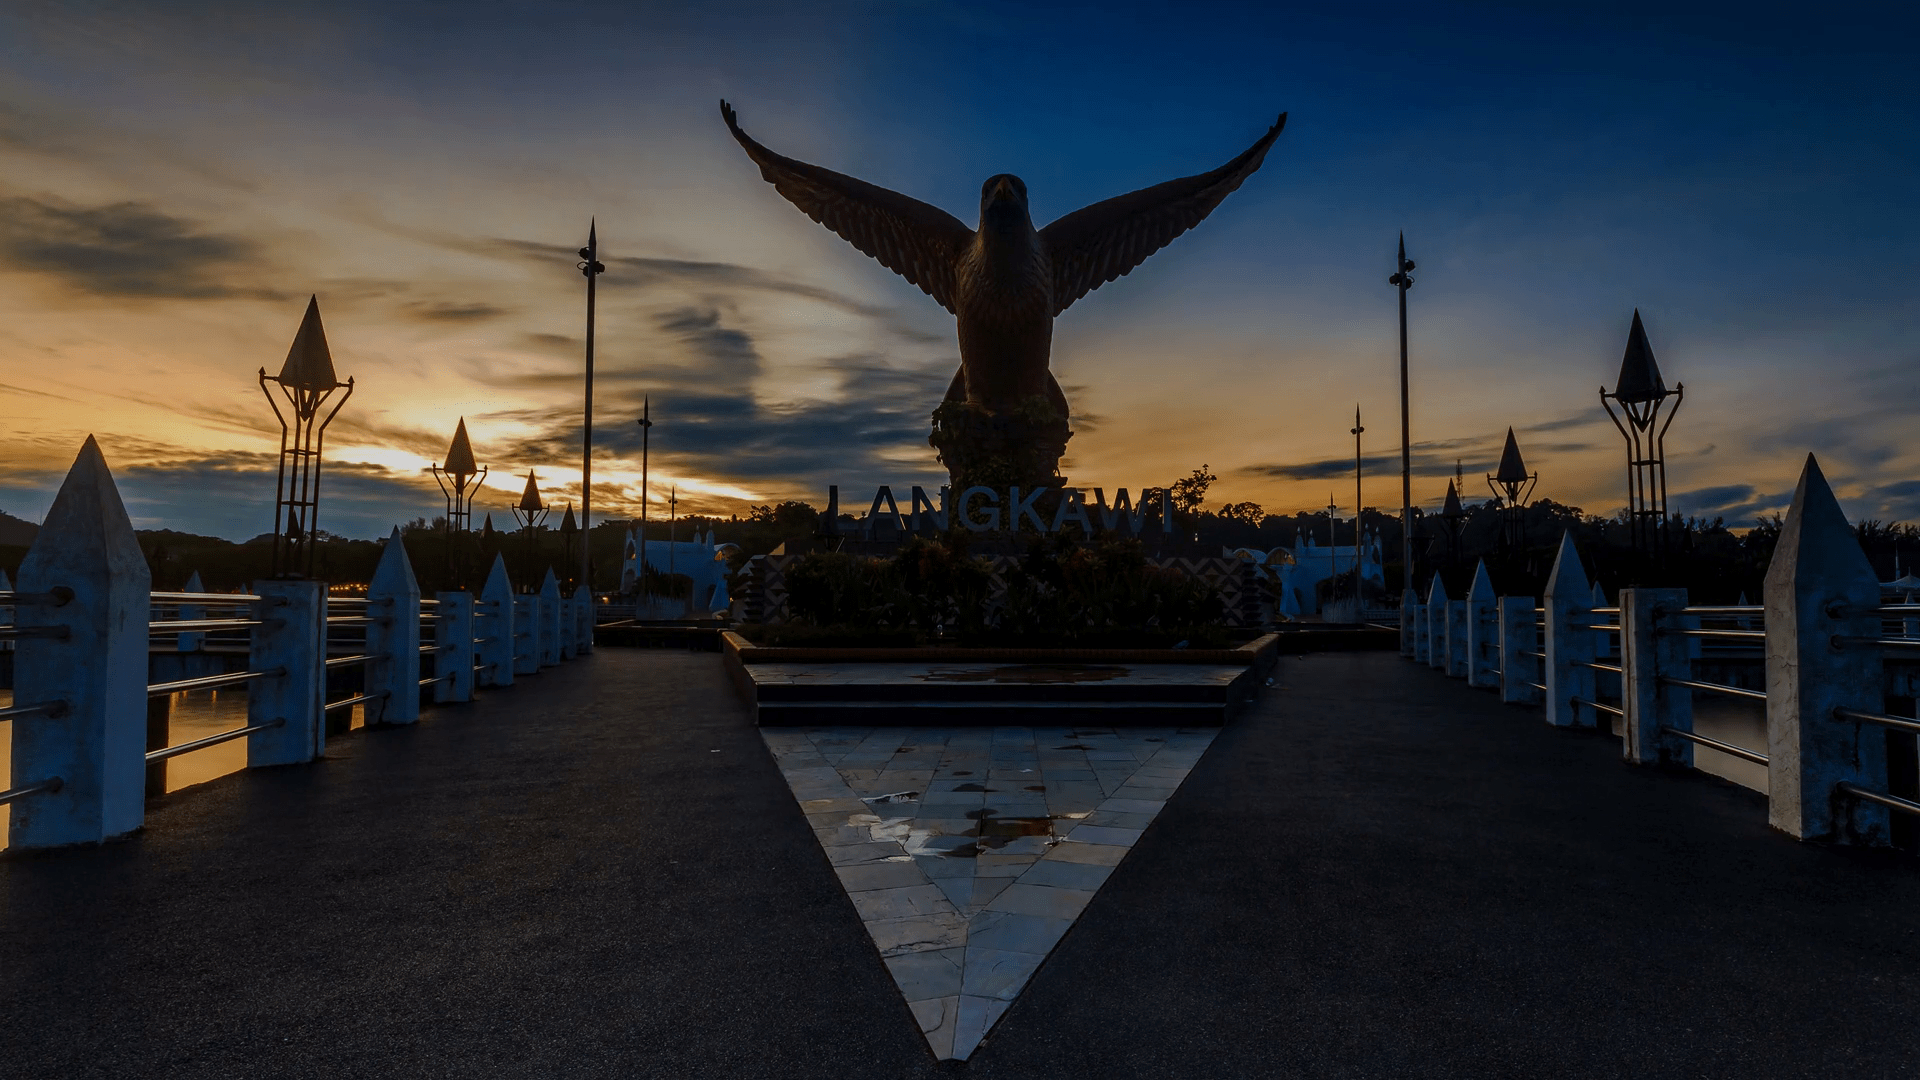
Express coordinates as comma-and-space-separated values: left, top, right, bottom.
147, 667, 287, 696
145, 719, 286, 763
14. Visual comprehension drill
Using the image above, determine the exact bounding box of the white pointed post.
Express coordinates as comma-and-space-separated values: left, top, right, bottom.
1413, 598, 1430, 662
514, 593, 541, 676
573, 586, 594, 654
477, 555, 515, 688
364, 528, 420, 725
248, 581, 325, 766
177, 570, 207, 652
1400, 587, 1417, 657
539, 569, 562, 666
1425, 575, 1449, 670
1445, 596, 1468, 678
1498, 595, 1542, 705
1621, 587, 1693, 766
554, 576, 576, 660
7, 437, 151, 849
0, 568, 13, 656
434, 592, 474, 703
1765, 455, 1889, 843
1465, 561, 1499, 688
1544, 532, 1597, 728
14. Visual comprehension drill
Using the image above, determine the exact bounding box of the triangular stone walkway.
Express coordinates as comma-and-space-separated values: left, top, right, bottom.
762, 725, 1218, 1060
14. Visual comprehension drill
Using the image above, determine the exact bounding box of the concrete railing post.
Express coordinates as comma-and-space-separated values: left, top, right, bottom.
1544, 531, 1597, 728
177, 570, 206, 652
574, 586, 595, 654
248, 580, 326, 766
1400, 587, 1417, 657
434, 591, 474, 703
1445, 597, 1468, 679
1498, 596, 1542, 705
1425, 575, 1449, 671
1412, 599, 1430, 663
514, 594, 541, 676
364, 528, 420, 725
1621, 587, 1693, 766
1465, 561, 1499, 688
539, 570, 563, 666
476, 555, 515, 688
8, 437, 151, 849
1765, 454, 1889, 843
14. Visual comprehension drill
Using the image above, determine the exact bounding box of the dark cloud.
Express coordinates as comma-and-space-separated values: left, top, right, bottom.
403, 300, 508, 322
1241, 435, 1497, 483
1522, 411, 1605, 434
1669, 483, 1790, 525
0, 196, 275, 299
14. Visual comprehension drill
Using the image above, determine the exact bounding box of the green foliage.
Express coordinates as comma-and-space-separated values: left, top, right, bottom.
764, 534, 1227, 649
1170, 464, 1216, 516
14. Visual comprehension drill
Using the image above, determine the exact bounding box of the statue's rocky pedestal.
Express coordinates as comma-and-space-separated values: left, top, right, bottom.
929, 401, 1071, 492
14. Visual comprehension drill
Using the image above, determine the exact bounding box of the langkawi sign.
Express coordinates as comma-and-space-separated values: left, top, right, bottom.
832, 485, 1172, 535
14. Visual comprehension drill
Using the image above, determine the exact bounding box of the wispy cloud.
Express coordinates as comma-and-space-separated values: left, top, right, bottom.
0, 195, 276, 299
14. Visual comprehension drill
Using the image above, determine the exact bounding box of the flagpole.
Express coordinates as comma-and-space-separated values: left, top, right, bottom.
577, 221, 605, 596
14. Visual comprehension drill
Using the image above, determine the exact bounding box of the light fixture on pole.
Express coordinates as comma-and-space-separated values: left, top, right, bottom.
577, 222, 606, 596
260, 296, 354, 580
1388, 235, 1416, 595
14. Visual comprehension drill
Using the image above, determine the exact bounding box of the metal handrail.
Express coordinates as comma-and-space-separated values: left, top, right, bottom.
0, 776, 64, 805
1658, 676, 1767, 702
1681, 606, 1763, 616
0, 625, 70, 640
1586, 607, 1620, 615
1660, 726, 1769, 766
324, 691, 391, 711
1586, 624, 1623, 633
145, 719, 285, 763
152, 619, 266, 633
1668, 628, 1766, 641
1572, 696, 1624, 717
1525, 681, 1547, 692
1577, 661, 1623, 674
150, 591, 261, 603
472, 637, 496, 645
1518, 649, 1544, 659
0, 698, 67, 720
419, 643, 450, 654
1836, 782, 1920, 819
1875, 605, 1920, 614
324, 653, 379, 669
0, 588, 74, 606
1834, 636, 1920, 651
418, 673, 453, 687
1833, 706, 1920, 735
148, 667, 287, 696
325, 615, 389, 626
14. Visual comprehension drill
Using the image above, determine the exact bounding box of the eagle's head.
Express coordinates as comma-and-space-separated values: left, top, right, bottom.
979, 173, 1031, 230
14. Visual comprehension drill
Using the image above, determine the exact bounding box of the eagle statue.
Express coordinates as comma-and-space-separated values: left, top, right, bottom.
721, 100, 1286, 489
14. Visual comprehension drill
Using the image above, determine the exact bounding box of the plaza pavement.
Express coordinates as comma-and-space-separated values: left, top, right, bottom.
1, 648, 1916, 1078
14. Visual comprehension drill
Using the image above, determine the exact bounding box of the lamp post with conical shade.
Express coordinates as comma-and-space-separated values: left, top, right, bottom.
430, 417, 487, 583
1601, 309, 1683, 578
1486, 427, 1538, 556
511, 471, 550, 590
259, 296, 355, 579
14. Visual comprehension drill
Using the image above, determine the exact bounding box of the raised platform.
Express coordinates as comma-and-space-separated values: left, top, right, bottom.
724, 631, 1279, 725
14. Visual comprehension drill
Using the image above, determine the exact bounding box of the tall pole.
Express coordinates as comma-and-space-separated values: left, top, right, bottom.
577, 222, 605, 596
1389, 234, 1416, 595
637, 395, 652, 597
1352, 404, 1364, 597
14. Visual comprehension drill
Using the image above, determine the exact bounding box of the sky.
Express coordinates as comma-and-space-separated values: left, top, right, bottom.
0, 1, 1915, 540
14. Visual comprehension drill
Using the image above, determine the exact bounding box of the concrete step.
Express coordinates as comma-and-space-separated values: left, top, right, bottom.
753, 699, 1229, 726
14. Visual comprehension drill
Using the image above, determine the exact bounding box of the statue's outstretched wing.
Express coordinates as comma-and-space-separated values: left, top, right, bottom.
722, 101, 974, 314
1039, 114, 1286, 316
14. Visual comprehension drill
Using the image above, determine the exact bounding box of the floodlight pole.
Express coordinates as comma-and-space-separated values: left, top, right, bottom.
1352, 405, 1364, 596
1389, 234, 1416, 595
577, 221, 605, 596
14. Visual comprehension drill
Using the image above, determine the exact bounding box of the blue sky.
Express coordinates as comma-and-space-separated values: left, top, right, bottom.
0, 1, 1914, 539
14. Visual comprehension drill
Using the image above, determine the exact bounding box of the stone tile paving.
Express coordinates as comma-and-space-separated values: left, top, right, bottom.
761, 724, 1219, 1061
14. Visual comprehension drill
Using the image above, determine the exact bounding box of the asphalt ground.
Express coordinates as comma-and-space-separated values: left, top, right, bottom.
2, 649, 1917, 1079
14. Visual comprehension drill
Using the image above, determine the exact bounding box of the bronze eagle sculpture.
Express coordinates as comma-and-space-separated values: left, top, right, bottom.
721, 101, 1286, 423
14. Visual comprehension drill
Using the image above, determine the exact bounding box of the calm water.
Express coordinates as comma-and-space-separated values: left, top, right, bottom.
1, 687, 366, 851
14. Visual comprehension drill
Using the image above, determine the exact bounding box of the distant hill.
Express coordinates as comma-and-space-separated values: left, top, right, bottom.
0, 509, 39, 547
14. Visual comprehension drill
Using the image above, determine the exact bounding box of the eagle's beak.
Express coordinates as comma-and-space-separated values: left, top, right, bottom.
992, 177, 1015, 201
